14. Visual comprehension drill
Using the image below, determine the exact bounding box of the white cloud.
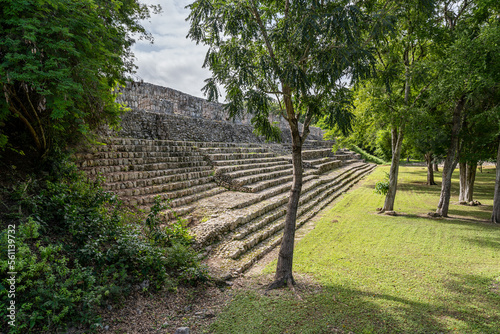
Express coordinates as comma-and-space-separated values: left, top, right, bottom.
131, 0, 213, 99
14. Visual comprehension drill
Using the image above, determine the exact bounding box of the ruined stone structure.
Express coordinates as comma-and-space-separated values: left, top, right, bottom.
115, 81, 326, 143
77, 82, 376, 279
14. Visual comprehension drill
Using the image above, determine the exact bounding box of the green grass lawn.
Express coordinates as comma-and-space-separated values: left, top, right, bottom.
210, 166, 500, 334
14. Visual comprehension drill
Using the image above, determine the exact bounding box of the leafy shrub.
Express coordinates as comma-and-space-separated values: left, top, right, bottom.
0, 224, 104, 332
0, 165, 207, 333
375, 172, 390, 195
145, 197, 193, 248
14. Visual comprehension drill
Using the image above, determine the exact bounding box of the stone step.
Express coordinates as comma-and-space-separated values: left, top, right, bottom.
199, 147, 269, 154
303, 157, 332, 166
212, 156, 289, 167
227, 163, 370, 242
193, 163, 368, 248
332, 154, 356, 161
234, 167, 294, 188
225, 163, 292, 180
302, 148, 334, 160
169, 186, 227, 208
208, 152, 276, 161
226, 164, 375, 259
104, 169, 214, 191
76, 149, 202, 161
205, 164, 376, 278
123, 182, 222, 207
96, 137, 197, 147
161, 205, 197, 220
115, 176, 214, 197
245, 170, 319, 193
215, 160, 289, 174
81, 160, 210, 175
85, 143, 199, 154
194, 142, 263, 148
313, 159, 343, 174
229, 174, 319, 210
92, 165, 213, 183
76, 154, 205, 168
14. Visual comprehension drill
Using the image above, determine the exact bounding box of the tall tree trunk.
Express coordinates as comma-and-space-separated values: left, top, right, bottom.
434, 162, 439, 172
465, 162, 477, 203
492, 141, 500, 223
459, 162, 467, 203
381, 63, 410, 213
425, 152, 436, 185
269, 90, 303, 289
382, 126, 404, 212
436, 95, 465, 217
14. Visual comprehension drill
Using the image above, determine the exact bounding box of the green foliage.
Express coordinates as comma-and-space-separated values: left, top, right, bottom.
375, 130, 393, 162
350, 145, 386, 165
374, 172, 390, 195
187, 0, 383, 142
145, 197, 193, 248
0, 165, 206, 333
0, 0, 160, 158
0, 225, 104, 332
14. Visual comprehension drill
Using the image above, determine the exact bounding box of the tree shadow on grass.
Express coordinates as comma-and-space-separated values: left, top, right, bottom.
448, 205, 493, 215
213, 283, 445, 334
461, 235, 500, 250
394, 211, 498, 228
437, 273, 500, 333
219, 275, 500, 334
310, 273, 500, 333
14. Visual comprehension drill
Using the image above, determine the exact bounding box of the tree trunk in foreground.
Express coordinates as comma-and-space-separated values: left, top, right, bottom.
381, 126, 404, 212
269, 92, 304, 290
492, 141, 500, 223
459, 162, 477, 204
436, 96, 465, 217
425, 152, 437, 185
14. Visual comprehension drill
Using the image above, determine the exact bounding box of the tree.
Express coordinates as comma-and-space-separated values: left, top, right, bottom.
187, 0, 382, 288
405, 108, 448, 186
431, 3, 500, 217
363, 0, 437, 213
457, 104, 499, 205
0, 0, 159, 159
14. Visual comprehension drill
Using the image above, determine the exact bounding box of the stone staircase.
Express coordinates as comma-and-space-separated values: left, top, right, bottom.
74, 138, 227, 217
75, 137, 375, 279
192, 161, 375, 279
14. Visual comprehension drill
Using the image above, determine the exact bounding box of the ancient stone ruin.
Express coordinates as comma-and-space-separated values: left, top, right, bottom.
75, 82, 375, 279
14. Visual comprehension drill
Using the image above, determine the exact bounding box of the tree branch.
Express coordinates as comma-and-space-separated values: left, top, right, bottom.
249, 1, 281, 79
23, 85, 47, 149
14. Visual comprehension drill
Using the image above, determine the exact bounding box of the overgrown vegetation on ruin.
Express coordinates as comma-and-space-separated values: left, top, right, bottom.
0, 159, 208, 333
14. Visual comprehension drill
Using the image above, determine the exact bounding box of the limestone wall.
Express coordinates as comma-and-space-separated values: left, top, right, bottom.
115, 81, 329, 144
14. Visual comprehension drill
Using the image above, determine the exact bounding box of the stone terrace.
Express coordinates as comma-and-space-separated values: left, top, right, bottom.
76, 137, 375, 279
76, 81, 376, 279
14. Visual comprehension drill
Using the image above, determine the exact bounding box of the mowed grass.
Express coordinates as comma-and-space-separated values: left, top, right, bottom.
210, 166, 500, 334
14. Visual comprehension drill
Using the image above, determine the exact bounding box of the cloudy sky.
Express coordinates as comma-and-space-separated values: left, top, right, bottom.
131, 0, 211, 99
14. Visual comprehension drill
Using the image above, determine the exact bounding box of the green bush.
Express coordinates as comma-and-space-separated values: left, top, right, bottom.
0, 166, 208, 333
374, 172, 390, 195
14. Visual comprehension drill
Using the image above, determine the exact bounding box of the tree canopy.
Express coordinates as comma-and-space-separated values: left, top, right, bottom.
187, 0, 387, 288
0, 0, 160, 159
